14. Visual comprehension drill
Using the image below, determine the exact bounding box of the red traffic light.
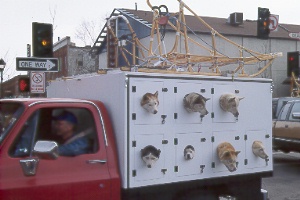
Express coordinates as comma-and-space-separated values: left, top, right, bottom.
19, 77, 30, 92
289, 56, 295, 62
287, 51, 300, 77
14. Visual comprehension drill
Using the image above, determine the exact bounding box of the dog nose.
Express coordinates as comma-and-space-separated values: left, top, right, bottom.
234, 112, 239, 117
147, 165, 152, 168
153, 110, 157, 114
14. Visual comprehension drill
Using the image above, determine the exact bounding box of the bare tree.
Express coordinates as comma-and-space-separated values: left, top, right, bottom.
75, 13, 110, 47
75, 20, 99, 46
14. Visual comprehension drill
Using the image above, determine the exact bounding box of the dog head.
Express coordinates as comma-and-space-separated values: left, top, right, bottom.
183, 93, 210, 117
141, 91, 159, 114
217, 142, 240, 172
219, 94, 244, 117
252, 141, 268, 159
184, 145, 195, 160
141, 145, 161, 168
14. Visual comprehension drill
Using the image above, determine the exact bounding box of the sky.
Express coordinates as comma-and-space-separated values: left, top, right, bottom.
1, 0, 300, 80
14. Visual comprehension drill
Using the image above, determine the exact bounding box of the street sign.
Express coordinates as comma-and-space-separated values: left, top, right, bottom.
288, 32, 300, 40
269, 14, 279, 32
16, 57, 59, 72
30, 72, 45, 93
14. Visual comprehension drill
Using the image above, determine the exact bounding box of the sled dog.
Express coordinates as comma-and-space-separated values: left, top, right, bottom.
252, 141, 268, 159
184, 145, 195, 160
141, 91, 159, 114
217, 142, 240, 172
183, 92, 210, 118
219, 93, 244, 117
141, 145, 161, 168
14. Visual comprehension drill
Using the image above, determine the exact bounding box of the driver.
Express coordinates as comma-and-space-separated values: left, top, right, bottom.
53, 111, 90, 156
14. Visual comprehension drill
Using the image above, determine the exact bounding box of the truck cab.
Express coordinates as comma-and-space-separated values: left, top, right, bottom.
0, 98, 120, 200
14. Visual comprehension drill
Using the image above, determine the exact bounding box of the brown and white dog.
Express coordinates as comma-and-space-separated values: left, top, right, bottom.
252, 141, 268, 160
217, 142, 240, 172
141, 145, 161, 168
219, 93, 244, 118
184, 145, 195, 160
183, 92, 210, 118
140, 91, 159, 114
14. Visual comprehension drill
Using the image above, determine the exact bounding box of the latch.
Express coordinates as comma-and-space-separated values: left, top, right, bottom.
200, 165, 205, 173
174, 166, 178, 172
161, 169, 167, 174
132, 113, 136, 120
132, 86, 136, 92
132, 170, 137, 177
162, 140, 168, 144
174, 113, 178, 119
161, 115, 167, 124
265, 158, 269, 166
174, 138, 178, 145
162, 88, 168, 92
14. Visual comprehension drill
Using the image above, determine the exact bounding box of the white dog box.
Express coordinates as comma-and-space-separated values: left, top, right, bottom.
47, 70, 273, 189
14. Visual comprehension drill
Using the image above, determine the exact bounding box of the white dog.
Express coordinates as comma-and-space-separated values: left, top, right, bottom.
184, 145, 195, 160
252, 141, 268, 160
141, 91, 159, 114
219, 93, 244, 117
141, 145, 161, 168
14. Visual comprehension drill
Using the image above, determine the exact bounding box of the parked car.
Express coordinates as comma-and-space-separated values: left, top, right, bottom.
273, 99, 300, 153
272, 97, 296, 119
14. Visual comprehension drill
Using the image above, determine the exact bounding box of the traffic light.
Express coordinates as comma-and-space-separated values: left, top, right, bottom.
32, 22, 53, 57
257, 7, 270, 39
19, 77, 30, 92
287, 51, 300, 77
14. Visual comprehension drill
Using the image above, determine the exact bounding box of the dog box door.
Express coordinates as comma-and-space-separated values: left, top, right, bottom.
212, 131, 245, 173
130, 79, 164, 125
212, 84, 238, 123
174, 81, 212, 124
245, 130, 272, 169
175, 132, 210, 177
131, 134, 165, 185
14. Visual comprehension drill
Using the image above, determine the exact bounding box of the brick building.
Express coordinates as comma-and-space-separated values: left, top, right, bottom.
1, 37, 99, 98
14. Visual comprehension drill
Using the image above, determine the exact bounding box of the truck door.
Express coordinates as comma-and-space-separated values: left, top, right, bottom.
0, 104, 111, 200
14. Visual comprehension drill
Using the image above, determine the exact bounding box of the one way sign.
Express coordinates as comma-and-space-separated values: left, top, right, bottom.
16, 57, 59, 72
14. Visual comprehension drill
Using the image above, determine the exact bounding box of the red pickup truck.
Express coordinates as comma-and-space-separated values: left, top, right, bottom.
0, 71, 273, 199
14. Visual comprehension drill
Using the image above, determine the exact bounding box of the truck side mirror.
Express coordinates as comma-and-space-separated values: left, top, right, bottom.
33, 141, 59, 160
292, 112, 300, 119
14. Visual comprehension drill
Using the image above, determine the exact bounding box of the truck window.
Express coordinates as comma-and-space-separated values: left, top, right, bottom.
278, 103, 292, 121
9, 107, 99, 157
289, 102, 300, 121
0, 102, 24, 145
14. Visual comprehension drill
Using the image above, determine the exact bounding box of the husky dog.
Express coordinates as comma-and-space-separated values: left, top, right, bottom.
141, 145, 161, 168
184, 145, 195, 160
219, 94, 244, 117
140, 91, 159, 114
252, 141, 268, 159
183, 92, 210, 118
217, 142, 240, 172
